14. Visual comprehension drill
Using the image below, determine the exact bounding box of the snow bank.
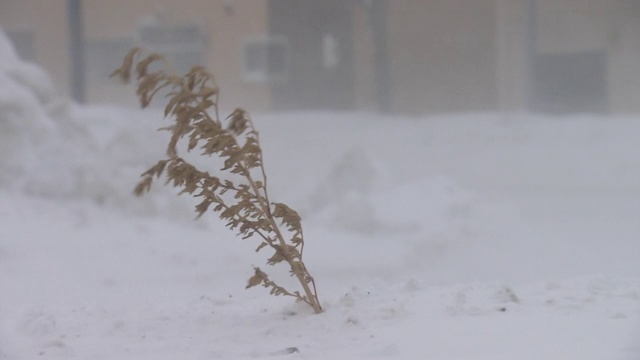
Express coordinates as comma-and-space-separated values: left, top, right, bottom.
0, 56, 639, 358
0, 27, 92, 196
1, 27, 502, 235
3, 20, 640, 360
0, 28, 196, 218
1, 190, 638, 360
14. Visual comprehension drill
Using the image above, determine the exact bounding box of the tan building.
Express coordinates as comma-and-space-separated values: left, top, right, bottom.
1, 0, 69, 97
2, 0, 640, 114
1, 0, 273, 111
382, 0, 640, 114
82, 0, 271, 110
386, 0, 500, 113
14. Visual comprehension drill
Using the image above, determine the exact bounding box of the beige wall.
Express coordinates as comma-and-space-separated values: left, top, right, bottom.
608, 4, 640, 113
534, 0, 640, 113
495, 0, 528, 111
387, 0, 499, 114
0, 0, 70, 96
537, 0, 613, 54
205, 1, 270, 112
3, 0, 640, 114
351, 3, 376, 110
83, 0, 271, 112
490, 0, 640, 113
0, 0, 270, 111
84, 0, 211, 39
385, 0, 640, 114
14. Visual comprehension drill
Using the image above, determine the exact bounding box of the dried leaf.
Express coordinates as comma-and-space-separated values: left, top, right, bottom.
245, 267, 268, 289
272, 202, 302, 232
255, 242, 269, 252
112, 48, 322, 313
267, 250, 286, 265
194, 198, 212, 218
136, 53, 164, 79
110, 47, 141, 82
133, 175, 153, 196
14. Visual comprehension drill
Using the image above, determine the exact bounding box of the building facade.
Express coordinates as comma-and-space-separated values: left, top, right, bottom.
2, 0, 640, 114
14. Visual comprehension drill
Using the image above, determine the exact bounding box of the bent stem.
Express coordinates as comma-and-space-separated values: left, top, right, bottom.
112, 48, 322, 314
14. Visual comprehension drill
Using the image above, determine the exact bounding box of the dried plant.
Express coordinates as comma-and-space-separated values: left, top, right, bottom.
111, 48, 322, 314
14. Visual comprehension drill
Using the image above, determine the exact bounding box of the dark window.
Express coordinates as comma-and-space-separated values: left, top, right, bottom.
243, 37, 289, 82
6, 30, 36, 62
532, 51, 609, 113
138, 24, 206, 74
85, 38, 133, 82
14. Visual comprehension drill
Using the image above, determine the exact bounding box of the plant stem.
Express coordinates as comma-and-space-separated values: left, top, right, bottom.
243, 165, 322, 313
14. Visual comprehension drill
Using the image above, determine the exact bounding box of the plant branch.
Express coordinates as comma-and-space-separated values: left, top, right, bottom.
112, 48, 322, 314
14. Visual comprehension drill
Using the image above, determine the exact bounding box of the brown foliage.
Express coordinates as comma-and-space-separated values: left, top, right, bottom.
112, 48, 322, 314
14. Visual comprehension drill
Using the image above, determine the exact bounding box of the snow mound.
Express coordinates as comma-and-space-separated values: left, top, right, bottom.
0, 27, 196, 219
306, 147, 512, 246
0, 27, 87, 195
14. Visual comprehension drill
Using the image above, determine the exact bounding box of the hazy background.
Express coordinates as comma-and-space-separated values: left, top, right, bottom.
2, 0, 640, 115
2, 2, 640, 358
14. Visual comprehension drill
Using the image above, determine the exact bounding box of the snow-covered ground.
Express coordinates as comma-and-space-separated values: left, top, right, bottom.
1, 29, 639, 359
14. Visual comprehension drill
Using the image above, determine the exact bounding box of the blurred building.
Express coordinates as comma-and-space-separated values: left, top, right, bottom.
1, 0, 640, 114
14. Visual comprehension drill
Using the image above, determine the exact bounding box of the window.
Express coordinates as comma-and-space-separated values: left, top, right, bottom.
137, 23, 206, 74
85, 38, 133, 82
243, 36, 289, 83
6, 30, 35, 62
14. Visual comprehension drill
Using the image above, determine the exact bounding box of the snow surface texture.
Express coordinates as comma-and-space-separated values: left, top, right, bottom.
1, 28, 639, 359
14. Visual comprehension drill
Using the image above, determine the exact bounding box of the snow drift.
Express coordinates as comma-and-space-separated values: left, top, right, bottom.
1, 27, 639, 359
